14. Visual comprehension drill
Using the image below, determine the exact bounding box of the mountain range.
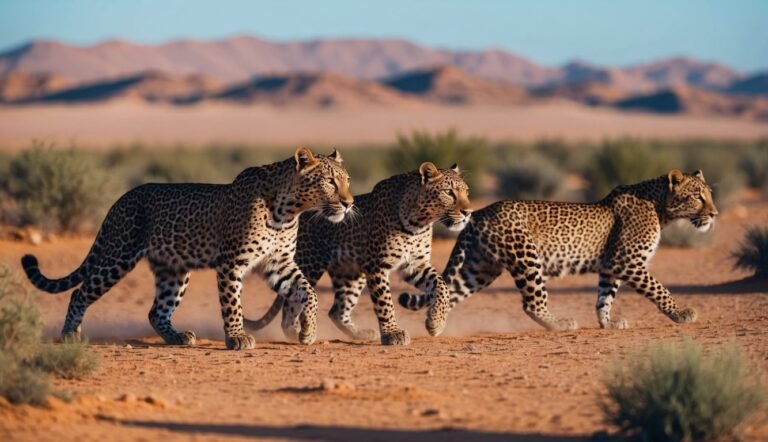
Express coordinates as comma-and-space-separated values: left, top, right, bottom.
0, 36, 766, 120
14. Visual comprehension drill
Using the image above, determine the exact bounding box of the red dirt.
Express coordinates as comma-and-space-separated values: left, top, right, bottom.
1, 198, 767, 441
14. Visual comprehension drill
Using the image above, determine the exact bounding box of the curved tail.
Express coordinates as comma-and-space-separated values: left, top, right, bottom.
244, 296, 285, 331
21, 254, 88, 293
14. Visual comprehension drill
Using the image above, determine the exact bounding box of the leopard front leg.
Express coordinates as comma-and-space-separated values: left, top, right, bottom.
620, 269, 697, 324
266, 262, 319, 345
216, 264, 256, 350
367, 269, 410, 345
596, 273, 628, 329
329, 273, 378, 340
402, 262, 450, 337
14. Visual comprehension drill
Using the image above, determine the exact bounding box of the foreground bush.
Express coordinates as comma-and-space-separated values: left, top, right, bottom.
601, 339, 763, 441
3, 145, 114, 231
732, 226, 768, 278
0, 266, 98, 405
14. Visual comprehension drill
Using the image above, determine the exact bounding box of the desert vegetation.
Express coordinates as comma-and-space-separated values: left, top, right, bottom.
732, 226, 768, 278
0, 133, 764, 239
601, 339, 764, 441
0, 265, 98, 405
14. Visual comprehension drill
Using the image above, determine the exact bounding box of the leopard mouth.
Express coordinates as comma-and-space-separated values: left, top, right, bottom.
440, 214, 471, 232
690, 216, 714, 232
324, 205, 347, 223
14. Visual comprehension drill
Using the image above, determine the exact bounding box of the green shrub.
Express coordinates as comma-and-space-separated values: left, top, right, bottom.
601, 339, 763, 442
732, 226, 768, 278
388, 129, 488, 193
34, 342, 98, 380
495, 153, 564, 200
3, 144, 115, 231
0, 265, 99, 405
680, 143, 746, 206
660, 220, 713, 248
740, 142, 768, 190
584, 139, 680, 199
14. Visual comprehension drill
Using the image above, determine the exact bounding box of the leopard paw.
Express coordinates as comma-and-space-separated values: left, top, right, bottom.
672, 307, 698, 324
381, 329, 411, 346
165, 330, 197, 345
225, 333, 256, 350
601, 318, 629, 329
60, 326, 83, 343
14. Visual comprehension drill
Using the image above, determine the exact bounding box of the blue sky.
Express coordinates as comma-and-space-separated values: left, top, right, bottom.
1, 0, 766, 72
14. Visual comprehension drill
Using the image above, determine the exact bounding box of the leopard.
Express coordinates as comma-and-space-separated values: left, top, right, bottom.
21, 147, 353, 350
399, 169, 718, 331
244, 162, 472, 345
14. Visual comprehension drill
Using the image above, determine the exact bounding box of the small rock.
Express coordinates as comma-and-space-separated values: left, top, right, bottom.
538, 363, 551, 369
124, 344, 133, 350
118, 393, 137, 402
311, 348, 322, 355
422, 370, 434, 376
421, 408, 440, 417
144, 395, 167, 408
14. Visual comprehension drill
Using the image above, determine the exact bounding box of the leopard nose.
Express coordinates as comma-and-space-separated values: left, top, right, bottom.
341, 199, 353, 209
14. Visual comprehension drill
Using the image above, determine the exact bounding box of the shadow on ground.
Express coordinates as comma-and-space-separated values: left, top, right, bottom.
121, 420, 595, 441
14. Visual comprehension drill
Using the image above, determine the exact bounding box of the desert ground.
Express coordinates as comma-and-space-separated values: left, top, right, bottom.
1, 102, 768, 150
0, 191, 766, 441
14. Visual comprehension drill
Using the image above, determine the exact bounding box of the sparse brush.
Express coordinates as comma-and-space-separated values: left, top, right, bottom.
0, 265, 99, 404
3, 143, 116, 231
0, 354, 50, 405
584, 138, 681, 199
660, 219, 713, 248
600, 339, 764, 442
739, 142, 768, 190
732, 226, 768, 278
495, 154, 564, 200
389, 129, 488, 193
34, 342, 98, 380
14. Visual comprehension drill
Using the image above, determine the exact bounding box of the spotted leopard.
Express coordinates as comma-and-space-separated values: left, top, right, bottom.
245, 163, 471, 345
399, 169, 718, 330
22, 148, 352, 350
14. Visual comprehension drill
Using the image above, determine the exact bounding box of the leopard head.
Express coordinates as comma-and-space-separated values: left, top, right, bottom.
276, 147, 352, 227
665, 169, 719, 232
400, 162, 472, 233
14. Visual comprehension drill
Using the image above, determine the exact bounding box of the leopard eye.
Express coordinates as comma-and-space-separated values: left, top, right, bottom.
443, 189, 453, 196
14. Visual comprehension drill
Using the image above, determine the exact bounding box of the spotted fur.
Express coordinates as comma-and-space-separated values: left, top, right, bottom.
244, 163, 471, 345
399, 169, 718, 330
22, 148, 352, 350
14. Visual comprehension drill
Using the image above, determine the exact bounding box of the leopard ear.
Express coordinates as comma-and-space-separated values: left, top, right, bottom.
667, 168, 685, 191
418, 162, 443, 185
329, 148, 343, 163
450, 163, 460, 173
294, 147, 319, 173
691, 169, 705, 182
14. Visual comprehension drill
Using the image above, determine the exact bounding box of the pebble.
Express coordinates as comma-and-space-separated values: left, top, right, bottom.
124, 344, 132, 350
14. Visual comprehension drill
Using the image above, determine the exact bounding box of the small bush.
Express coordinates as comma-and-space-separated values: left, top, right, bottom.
3, 144, 115, 231
681, 143, 746, 206
34, 342, 99, 380
660, 219, 713, 248
584, 138, 680, 199
601, 339, 763, 442
0, 265, 99, 405
388, 129, 488, 193
740, 142, 768, 190
495, 153, 564, 200
732, 226, 768, 278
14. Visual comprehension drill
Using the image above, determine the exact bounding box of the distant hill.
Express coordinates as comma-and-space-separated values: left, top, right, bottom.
19, 71, 220, 104
384, 65, 528, 105
209, 72, 420, 108
615, 85, 768, 120
727, 73, 768, 96
0, 72, 71, 101
0, 36, 748, 92
531, 80, 629, 106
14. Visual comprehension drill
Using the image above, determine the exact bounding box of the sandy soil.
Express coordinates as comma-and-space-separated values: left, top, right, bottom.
1, 102, 768, 150
1, 198, 767, 441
